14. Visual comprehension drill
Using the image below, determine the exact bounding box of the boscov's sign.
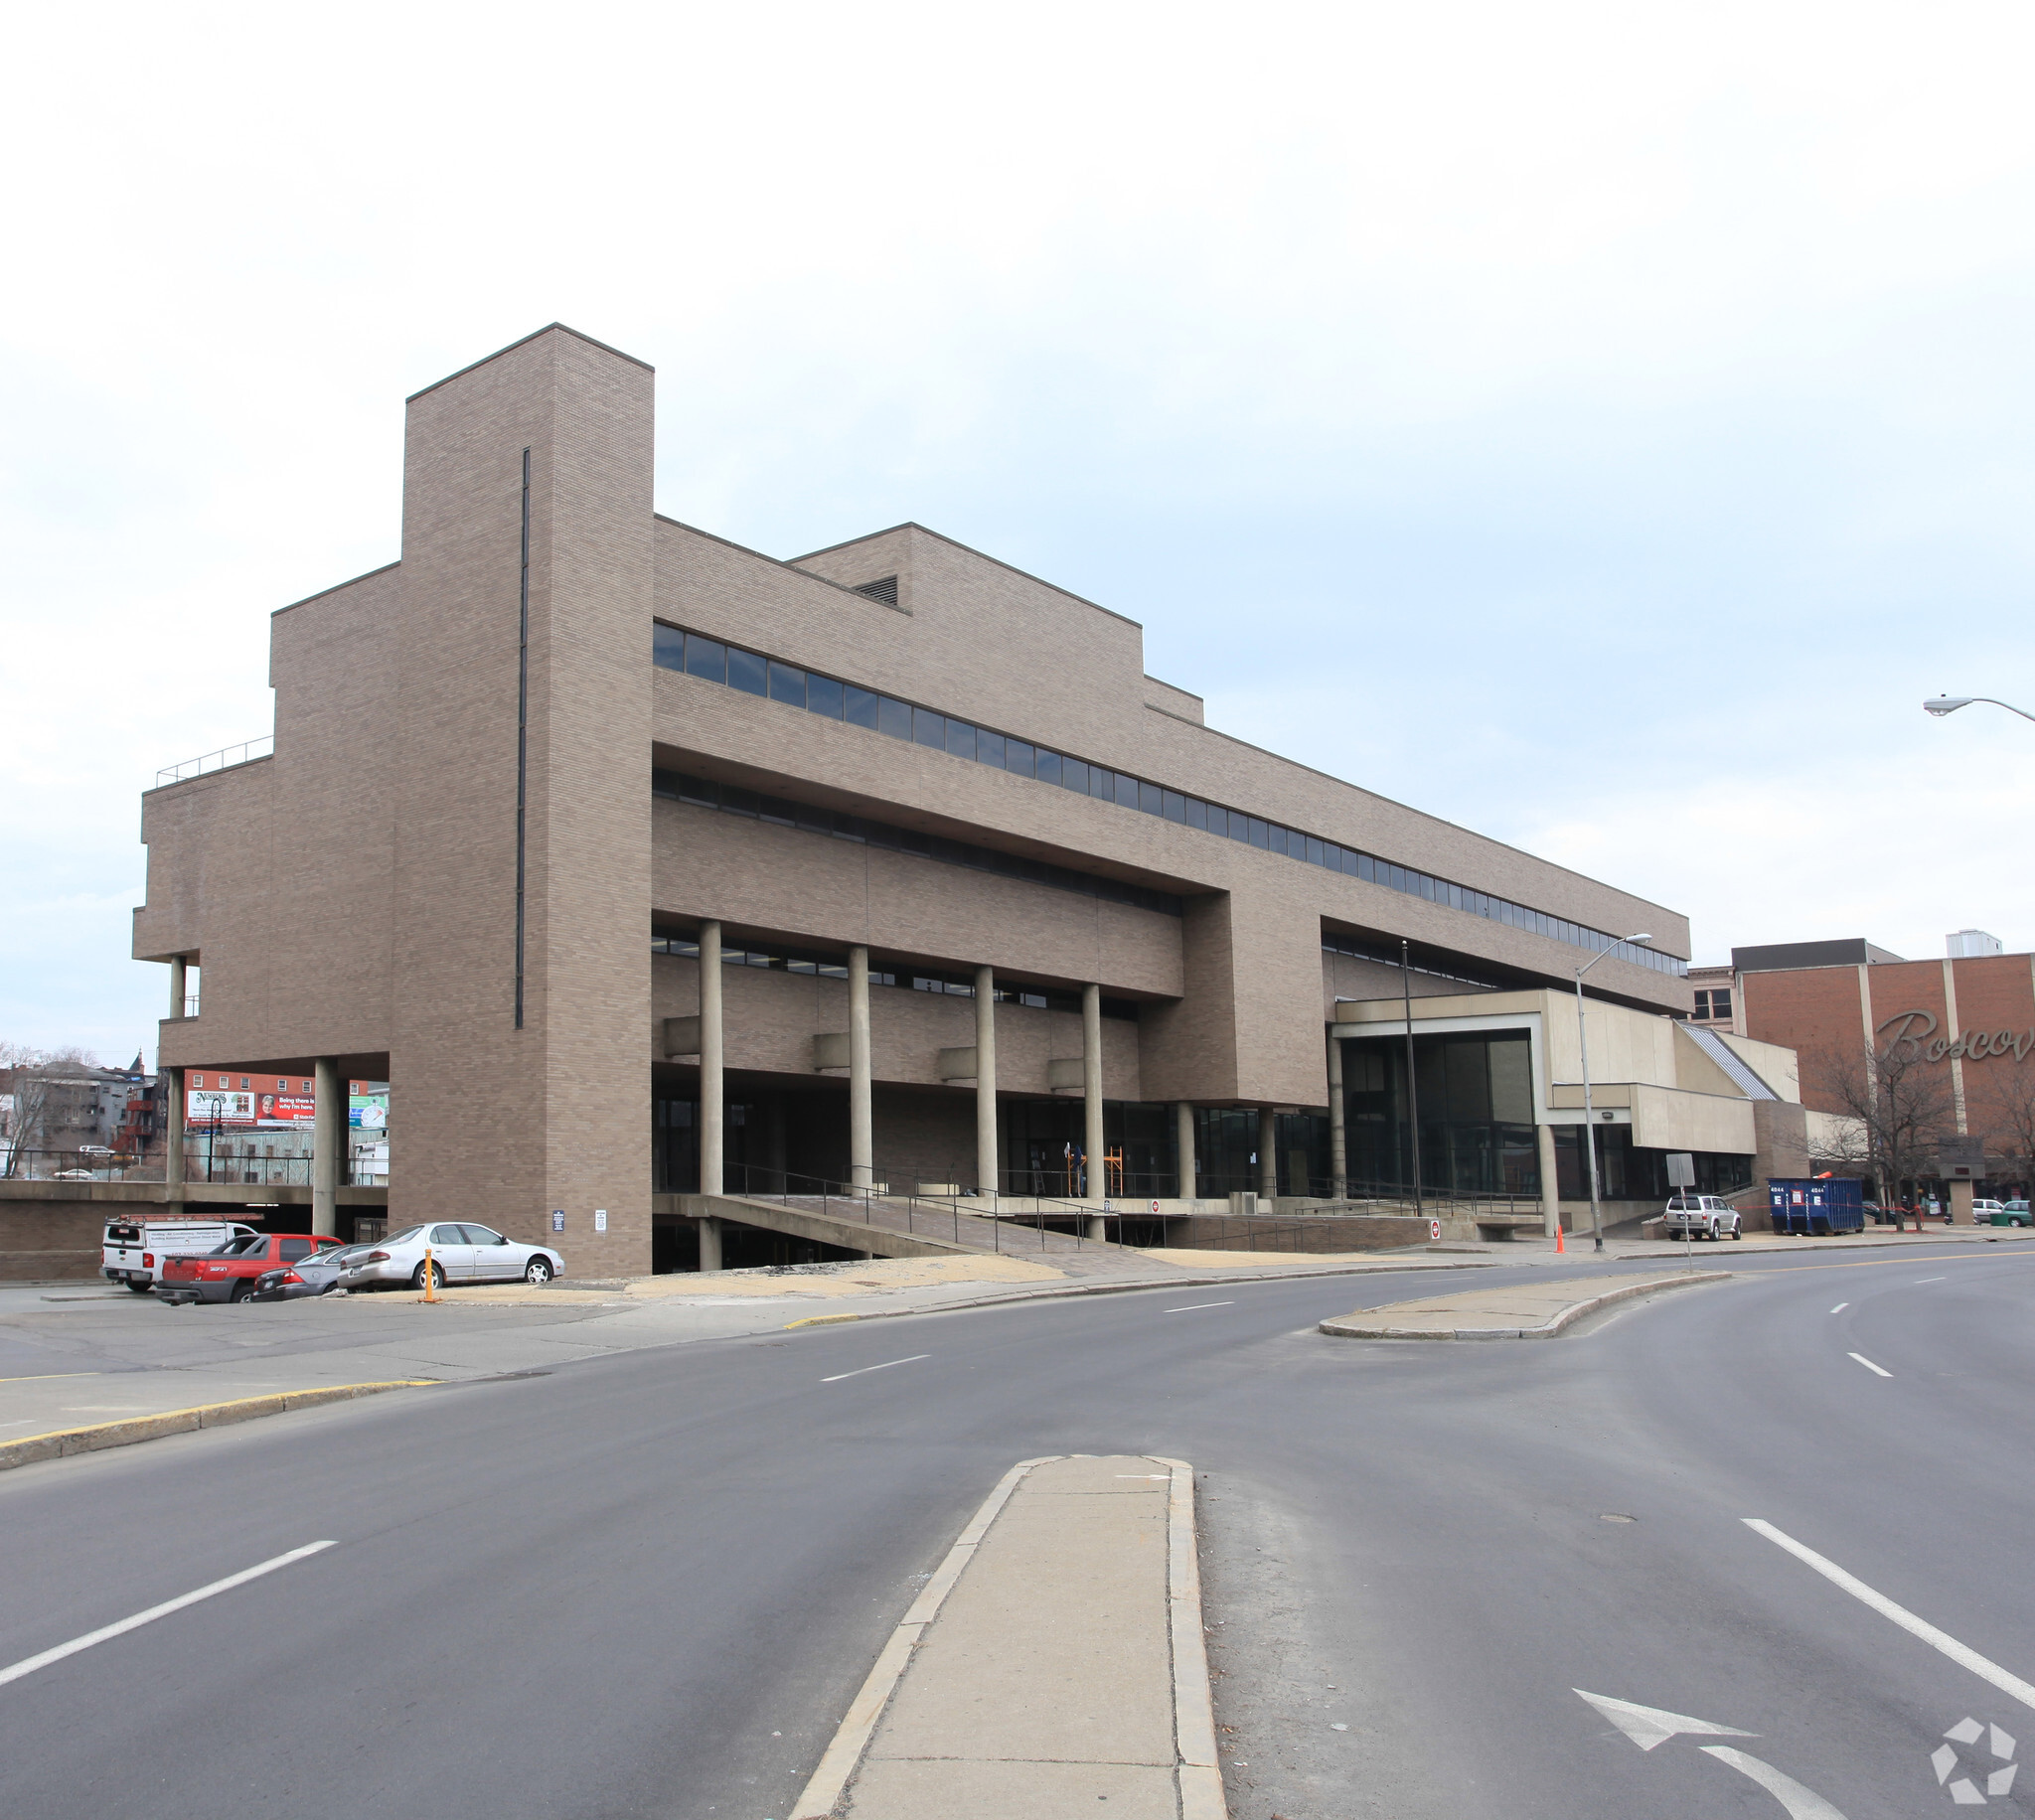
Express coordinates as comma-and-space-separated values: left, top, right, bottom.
1876, 1009, 2035, 1065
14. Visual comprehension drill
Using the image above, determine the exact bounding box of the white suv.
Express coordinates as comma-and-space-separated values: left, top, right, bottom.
1662, 1194, 1742, 1241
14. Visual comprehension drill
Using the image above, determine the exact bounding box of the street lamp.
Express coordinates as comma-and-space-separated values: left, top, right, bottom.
1574, 932, 1651, 1254
1924, 695, 2035, 723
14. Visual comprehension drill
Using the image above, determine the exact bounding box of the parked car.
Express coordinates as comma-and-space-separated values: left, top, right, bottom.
246, 1243, 374, 1301
101, 1218, 259, 1291
338, 1223, 564, 1291
157, 1233, 346, 1304
1979, 1199, 2033, 1228
1662, 1194, 1743, 1241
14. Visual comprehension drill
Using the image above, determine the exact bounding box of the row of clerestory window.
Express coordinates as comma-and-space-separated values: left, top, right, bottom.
650, 931, 1140, 1017
653, 622, 1684, 978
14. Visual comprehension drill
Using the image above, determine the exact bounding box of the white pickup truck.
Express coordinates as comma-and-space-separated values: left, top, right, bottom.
1661, 1194, 1742, 1241
101, 1218, 259, 1291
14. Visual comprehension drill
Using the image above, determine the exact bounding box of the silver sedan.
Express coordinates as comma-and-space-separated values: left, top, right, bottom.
340, 1223, 565, 1291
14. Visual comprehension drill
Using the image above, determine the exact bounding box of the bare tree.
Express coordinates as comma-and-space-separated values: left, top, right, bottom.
1809, 1036, 1957, 1210
0, 1043, 99, 1176
1975, 1064, 2035, 1194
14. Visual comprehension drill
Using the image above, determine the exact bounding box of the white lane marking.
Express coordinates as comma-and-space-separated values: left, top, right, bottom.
1847, 1352, 1892, 1377
820, 1354, 930, 1384
1745, 1520, 2035, 1713
1163, 1301, 1235, 1313
1700, 1746, 1850, 1818
0, 1541, 336, 1689
1828, 1302, 1848, 1314
1916, 1277, 1946, 1284
1574, 1688, 1756, 1750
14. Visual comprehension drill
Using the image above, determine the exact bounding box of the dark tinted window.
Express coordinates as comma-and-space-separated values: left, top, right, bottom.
726, 648, 767, 695
945, 719, 976, 760
1306, 836, 1324, 865
845, 684, 879, 728
1163, 790, 1185, 823
430, 1225, 466, 1245
977, 729, 1006, 768
1185, 798, 1207, 830
913, 706, 946, 748
460, 1225, 505, 1245
767, 661, 806, 706
279, 1238, 314, 1262
1061, 758, 1089, 793
877, 695, 912, 739
1035, 749, 1060, 786
685, 635, 725, 682
806, 674, 845, 719
653, 624, 685, 671
1115, 772, 1140, 805
1005, 739, 1033, 777
1268, 825, 1288, 855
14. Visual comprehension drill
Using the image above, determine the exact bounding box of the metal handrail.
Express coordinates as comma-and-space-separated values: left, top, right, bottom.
155, 734, 273, 788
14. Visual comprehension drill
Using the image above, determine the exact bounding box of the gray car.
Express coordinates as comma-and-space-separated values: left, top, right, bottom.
339, 1223, 565, 1291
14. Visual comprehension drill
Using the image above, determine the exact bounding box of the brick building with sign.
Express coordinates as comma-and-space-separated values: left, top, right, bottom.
1725, 936, 2035, 1216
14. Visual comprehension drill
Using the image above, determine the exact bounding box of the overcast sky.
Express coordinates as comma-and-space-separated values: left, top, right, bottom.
6, 1, 2034, 1064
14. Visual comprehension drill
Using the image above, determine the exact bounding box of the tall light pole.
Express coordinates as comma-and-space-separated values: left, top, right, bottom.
1574, 932, 1651, 1254
1924, 695, 2035, 724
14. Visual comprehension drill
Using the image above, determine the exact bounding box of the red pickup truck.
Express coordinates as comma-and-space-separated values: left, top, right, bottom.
158, 1233, 344, 1304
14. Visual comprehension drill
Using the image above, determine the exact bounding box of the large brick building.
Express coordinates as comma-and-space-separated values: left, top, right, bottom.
1729, 937, 2035, 1210
130, 324, 1796, 1274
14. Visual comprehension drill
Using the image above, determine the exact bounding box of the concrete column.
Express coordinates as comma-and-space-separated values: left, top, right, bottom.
1327, 1033, 1346, 1201
163, 1066, 185, 1208
700, 921, 723, 1196
1082, 983, 1105, 1237
168, 956, 187, 1018
1536, 1123, 1561, 1238
975, 965, 998, 1202
849, 945, 872, 1190
1174, 1101, 1196, 1203
697, 1215, 722, 1272
1950, 1179, 1976, 1225
313, 1058, 342, 1237
1258, 1106, 1278, 1203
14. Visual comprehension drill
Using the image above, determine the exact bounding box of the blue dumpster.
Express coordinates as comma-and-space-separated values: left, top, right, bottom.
1768, 1177, 1863, 1236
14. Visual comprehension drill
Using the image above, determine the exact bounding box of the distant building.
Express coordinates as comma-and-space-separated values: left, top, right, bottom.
1948, 929, 2003, 959
1686, 964, 1739, 1033
1723, 938, 2035, 1211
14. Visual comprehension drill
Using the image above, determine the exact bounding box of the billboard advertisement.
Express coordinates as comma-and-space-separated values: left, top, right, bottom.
350, 1092, 389, 1131
187, 1090, 318, 1128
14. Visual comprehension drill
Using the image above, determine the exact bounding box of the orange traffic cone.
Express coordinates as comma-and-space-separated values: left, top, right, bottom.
1554, 1223, 1566, 1255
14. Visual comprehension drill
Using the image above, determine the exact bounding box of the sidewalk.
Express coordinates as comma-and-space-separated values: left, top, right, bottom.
795, 1454, 1222, 1820
0, 1250, 1492, 1467
1319, 1269, 1731, 1340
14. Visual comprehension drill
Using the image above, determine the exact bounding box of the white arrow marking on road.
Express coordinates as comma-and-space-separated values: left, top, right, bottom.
1847, 1352, 1892, 1377
1828, 1302, 1848, 1314
0, 1541, 337, 1689
1573, 1689, 1757, 1750
1745, 1519, 2035, 1713
1701, 1746, 1850, 1818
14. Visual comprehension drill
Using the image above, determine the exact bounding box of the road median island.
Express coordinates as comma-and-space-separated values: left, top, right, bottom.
1319, 1270, 1732, 1340
0, 1380, 433, 1471
793, 1453, 1224, 1820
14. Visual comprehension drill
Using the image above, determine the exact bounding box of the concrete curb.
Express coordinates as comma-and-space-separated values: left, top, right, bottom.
1319, 1270, 1732, 1340
0, 1380, 434, 1471
791, 1455, 1056, 1820
1154, 1455, 1226, 1819
788, 1453, 1226, 1820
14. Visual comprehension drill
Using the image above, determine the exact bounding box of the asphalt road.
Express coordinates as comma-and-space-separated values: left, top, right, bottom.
2, 1239, 2030, 1820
